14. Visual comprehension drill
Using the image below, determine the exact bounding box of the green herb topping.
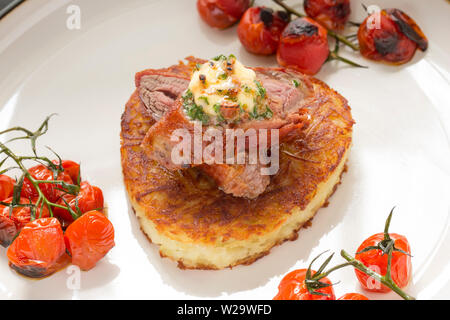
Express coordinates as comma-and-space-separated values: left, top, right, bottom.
182, 89, 209, 124
249, 105, 273, 120
255, 80, 266, 99
218, 73, 228, 80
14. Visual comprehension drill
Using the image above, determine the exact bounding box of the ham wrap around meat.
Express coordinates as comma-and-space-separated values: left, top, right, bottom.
135, 57, 313, 199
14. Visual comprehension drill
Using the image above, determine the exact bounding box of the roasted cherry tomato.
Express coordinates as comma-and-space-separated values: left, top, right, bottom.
0, 213, 15, 248
7, 217, 66, 278
277, 17, 329, 75
237, 7, 290, 55
355, 232, 412, 293
0, 197, 49, 247
21, 164, 74, 202
338, 293, 369, 300
64, 211, 115, 271
273, 269, 336, 300
304, 0, 350, 30
54, 181, 104, 223
53, 160, 81, 184
358, 8, 428, 65
197, 0, 250, 29
0, 175, 15, 201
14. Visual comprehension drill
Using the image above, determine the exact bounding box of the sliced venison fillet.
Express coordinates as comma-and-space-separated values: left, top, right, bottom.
138, 75, 189, 121
136, 58, 313, 199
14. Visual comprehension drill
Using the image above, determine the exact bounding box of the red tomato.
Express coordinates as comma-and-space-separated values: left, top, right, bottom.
52, 160, 81, 184
237, 7, 290, 55
0, 213, 15, 248
64, 211, 115, 271
304, 0, 351, 31
21, 164, 74, 202
277, 17, 330, 75
54, 181, 104, 222
7, 217, 66, 278
0, 197, 49, 247
197, 0, 250, 29
358, 9, 428, 65
355, 233, 412, 293
0, 175, 15, 201
338, 293, 369, 300
273, 269, 336, 300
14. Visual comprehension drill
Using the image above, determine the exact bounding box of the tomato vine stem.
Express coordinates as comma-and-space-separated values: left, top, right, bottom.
272, 0, 360, 50
305, 209, 415, 300
0, 116, 81, 221
340, 250, 415, 300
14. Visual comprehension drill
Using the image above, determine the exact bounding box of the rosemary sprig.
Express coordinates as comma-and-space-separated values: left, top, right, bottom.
304, 208, 415, 300
0, 115, 81, 220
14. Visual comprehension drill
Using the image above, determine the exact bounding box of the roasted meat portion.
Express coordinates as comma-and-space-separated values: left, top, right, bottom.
135, 57, 313, 199
137, 73, 190, 121
120, 68, 354, 269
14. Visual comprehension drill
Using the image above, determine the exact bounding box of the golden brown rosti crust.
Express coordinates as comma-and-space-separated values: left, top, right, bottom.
170, 164, 345, 270
120, 61, 354, 269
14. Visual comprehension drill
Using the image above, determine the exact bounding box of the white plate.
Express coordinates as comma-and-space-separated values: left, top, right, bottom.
0, 0, 449, 300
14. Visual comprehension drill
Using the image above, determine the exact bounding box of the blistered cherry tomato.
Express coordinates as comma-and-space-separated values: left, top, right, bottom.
7, 217, 66, 278
52, 160, 81, 184
64, 211, 115, 271
0, 197, 49, 247
304, 0, 350, 30
338, 293, 369, 300
21, 164, 74, 202
355, 233, 412, 293
358, 8, 428, 65
0, 175, 15, 201
273, 269, 335, 300
0, 213, 15, 248
277, 17, 329, 75
237, 7, 290, 55
197, 0, 250, 29
54, 181, 104, 222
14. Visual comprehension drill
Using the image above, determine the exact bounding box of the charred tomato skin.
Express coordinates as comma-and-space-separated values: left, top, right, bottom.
0, 197, 49, 247
273, 269, 336, 300
338, 293, 369, 300
0, 215, 15, 248
0, 175, 15, 201
277, 17, 329, 75
197, 0, 250, 29
304, 0, 351, 31
7, 217, 66, 278
355, 232, 412, 293
358, 9, 427, 64
54, 181, 104, 223
64, 211, 115, 271
238, 7, 290, 55
384, 8, 428, 51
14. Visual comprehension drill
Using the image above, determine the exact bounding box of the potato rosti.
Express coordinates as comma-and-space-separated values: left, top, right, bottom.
120, 58, 353, 269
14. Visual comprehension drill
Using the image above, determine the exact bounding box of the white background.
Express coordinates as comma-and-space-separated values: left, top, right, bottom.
0, 0, 448, 299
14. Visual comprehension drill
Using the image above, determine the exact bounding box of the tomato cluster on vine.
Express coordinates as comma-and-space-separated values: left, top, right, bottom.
273, 209, 414, 300
197, 0, 428, 75
0, 160, 114, 278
